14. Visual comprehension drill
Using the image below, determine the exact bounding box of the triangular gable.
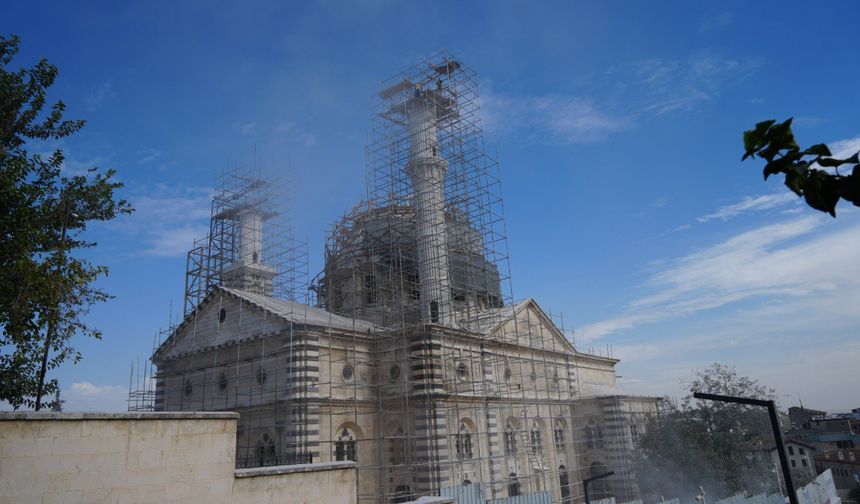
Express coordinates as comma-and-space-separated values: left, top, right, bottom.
483, 298, 577, 355
152, 286, 374, 363
152, 288, 289, 362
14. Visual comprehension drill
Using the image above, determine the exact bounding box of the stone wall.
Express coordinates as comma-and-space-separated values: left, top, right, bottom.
0, 412, 356, 504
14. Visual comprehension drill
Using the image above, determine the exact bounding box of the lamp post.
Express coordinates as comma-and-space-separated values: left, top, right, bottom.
692, 392, 797, 504
583, 470, 614, 504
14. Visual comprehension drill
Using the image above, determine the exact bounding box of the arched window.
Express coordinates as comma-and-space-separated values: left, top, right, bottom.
585, 420, 594, 449
504, 419, 517, 455
335, 427, 357, 462
630, 420, 639, 441
559, 465, 571, 503
389, 425, 407, 465
596, 424, 604, 449
508, 473, 520, 497
529, 421, 543, 455
256, 431, 277, 466
554, 419, 566, 451
455, 422, 473, 460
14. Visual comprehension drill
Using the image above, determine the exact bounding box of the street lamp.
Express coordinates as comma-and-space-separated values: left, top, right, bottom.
583, 470, 614, 504
693, 392, 797, 504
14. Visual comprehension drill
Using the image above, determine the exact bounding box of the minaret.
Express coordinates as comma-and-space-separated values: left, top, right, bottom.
404, 87, 452, 325
221, 202, 277, 295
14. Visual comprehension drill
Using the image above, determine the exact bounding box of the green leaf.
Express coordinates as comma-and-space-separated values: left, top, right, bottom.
840, 167, 860, 206
803, 171, 840, 217
817, 157, 851, 167
742, 119, 776, 160
784, 170, 805, 197
803, 143, 831, 157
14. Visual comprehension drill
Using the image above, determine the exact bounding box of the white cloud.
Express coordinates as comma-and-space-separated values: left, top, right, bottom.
482, 91, 629, 143
628, 55, 761, 115
579, 215, 860, 341
63, 382, 128, 412
697, 193, 797, 223
240, 122, 257, 135
116, 185, 213, 257
136, 148, 164, 165
483, 54, 759, 145
699, 12, 733, 32
827, 135, 860, 160
86, 81, 115, 112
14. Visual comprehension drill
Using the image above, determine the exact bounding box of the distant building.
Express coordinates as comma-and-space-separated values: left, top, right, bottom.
786, 405, 860, 452
789, 406, 826, 430
815, 448, 860, 500
769, 440, 816, 483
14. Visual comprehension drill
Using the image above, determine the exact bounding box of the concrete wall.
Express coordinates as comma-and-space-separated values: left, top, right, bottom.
0, 412, 356, 504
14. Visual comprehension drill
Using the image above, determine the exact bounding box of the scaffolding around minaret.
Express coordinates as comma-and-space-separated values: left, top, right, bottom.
183, 166, 308, 316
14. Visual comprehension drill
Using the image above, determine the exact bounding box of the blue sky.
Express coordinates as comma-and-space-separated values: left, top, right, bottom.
4, 1, 859, 412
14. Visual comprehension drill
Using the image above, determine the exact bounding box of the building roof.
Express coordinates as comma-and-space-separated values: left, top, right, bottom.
768, 439, 817, 452
153, 286, 373, 362
219, 287, 374, 333
578, 382, 628, 398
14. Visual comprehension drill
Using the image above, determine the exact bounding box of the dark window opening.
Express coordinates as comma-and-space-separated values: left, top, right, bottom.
256, 367, 267, 386
342, 365, 354, 381
505, 429, 517, 455
554, 425, 566, 451
335, 428, 357, 462
560, 465, 571, 503
429, 301, 439, 323
508, 473, 520, 497
457, 363, 468, 380
530, 424, 543, 454
364, 273, 377, 305
455, 429, 473, 460
218, 308, 226, 323
389, 365, 401, 382
392, 485, 413, 504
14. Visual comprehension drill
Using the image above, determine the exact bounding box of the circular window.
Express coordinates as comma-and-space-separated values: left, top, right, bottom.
183, 379, 193, 396
256, 367, 268, 386
218, 372, 228, 391
342, 365, 354, 381
389, 364, 401, 382
218, 308, 226, 323
457, 363, 469, 380
504, 367, 513, 383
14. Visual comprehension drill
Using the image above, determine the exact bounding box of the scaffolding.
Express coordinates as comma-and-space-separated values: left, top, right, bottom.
143, 52, 661, 504
184, 167, 309, 316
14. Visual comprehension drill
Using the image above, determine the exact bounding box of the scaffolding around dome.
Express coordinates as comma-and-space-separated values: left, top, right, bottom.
139, 52, 663, 504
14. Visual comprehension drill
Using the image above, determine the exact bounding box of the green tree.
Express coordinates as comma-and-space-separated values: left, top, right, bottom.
742, 118, 860, 217
0, 34, 132, 410
633, 364, 779, 501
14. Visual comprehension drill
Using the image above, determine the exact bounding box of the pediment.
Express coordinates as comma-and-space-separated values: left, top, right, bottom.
484, 299, 576, 355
